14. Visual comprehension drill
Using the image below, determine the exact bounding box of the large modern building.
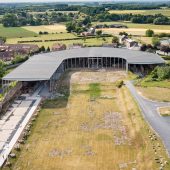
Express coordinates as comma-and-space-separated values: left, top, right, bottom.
2, 47, 165, 92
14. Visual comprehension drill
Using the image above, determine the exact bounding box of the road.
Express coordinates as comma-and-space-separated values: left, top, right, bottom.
126, 81, 170, 156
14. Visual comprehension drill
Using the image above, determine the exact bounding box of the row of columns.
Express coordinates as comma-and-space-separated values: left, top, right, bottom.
49, 57, 129, 93
63, 57, 128, 71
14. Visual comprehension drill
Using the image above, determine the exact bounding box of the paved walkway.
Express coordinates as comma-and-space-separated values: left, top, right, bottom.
126, 81, 170, 156
0, 94, 41, 167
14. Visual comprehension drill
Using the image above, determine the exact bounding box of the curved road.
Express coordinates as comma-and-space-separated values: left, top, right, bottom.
126, 81, 170, 156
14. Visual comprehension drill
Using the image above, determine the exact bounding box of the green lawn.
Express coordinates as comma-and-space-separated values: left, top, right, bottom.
109, 9, 170, 17
0, 24, 37, 38
89, 83, 101, 99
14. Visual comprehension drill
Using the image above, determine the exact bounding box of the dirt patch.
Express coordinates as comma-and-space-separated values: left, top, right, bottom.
70, 70, 126, 84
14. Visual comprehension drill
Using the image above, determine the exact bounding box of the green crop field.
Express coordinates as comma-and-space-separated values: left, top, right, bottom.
7, 33, 112, 48
109, 9, 170, 17
0, 24, 37, 38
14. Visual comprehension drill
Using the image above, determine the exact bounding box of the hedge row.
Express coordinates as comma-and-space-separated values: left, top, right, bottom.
18, 40, 43, 43
17, 35, 112, 43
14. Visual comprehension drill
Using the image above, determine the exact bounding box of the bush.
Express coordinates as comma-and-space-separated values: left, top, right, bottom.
146, 66, 170, 81
116, 80, 124, 88
146, 29, 154, 37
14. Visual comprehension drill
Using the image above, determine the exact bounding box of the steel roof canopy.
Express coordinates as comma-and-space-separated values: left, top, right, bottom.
3, 47, 165, 81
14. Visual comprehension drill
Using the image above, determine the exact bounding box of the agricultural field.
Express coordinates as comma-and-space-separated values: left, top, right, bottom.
93, 21, 170, 36
22, 23, 67, 33
0, 24, 37, 38
133, 36, 152, 44
29, 11, 78, 15
3, 70, 170, 170
109, 9, 170, 17
7, 35, 112, 48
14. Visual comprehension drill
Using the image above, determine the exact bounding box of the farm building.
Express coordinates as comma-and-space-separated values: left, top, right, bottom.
52, 43, 66, 51
2, 47, 164, 93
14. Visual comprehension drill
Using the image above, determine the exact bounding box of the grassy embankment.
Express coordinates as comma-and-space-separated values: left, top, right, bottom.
135, 66, 170, 102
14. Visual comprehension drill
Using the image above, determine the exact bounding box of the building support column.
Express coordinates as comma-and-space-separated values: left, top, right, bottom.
71, 58, 73, 68
114, 58, 115, 69
126, 62, 128, 73
118, 58, 119, 70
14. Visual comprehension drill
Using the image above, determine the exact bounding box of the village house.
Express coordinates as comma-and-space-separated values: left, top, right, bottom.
0, 44, 39, 55
160, 39, 170, 47
119, 35, 139, 50
0, 44, 39, 62
0, 51, 14, 62
124, 39, 138, 49
81, 27, 96, 36
52, 43, 67, 51
68, 43, 84, 49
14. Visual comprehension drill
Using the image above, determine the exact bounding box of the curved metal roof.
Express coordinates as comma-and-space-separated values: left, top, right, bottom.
3, 47, 165, 81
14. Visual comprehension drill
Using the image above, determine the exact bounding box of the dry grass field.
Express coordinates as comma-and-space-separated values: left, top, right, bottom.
137, 87, 170, 102
109, 9, 170, 17
7, 36, 112, 48
159, 107, 170, 116
22, 24, 67, 33
3, 70, 170, 170
100, 27, 170, 36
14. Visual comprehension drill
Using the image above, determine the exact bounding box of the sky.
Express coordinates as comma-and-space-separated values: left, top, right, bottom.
0, 0, 167, 3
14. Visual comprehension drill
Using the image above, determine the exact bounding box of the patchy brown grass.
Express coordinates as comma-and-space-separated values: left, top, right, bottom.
159, 107, 170, 116
3, 71, 170, 170
137, 87, 170, 102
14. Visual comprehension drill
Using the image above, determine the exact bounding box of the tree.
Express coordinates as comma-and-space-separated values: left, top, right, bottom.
152, 37, 160, 48
140, 44, 147, 51
47, 47, 50, 52
2, 14, 18, 27
82, 16, 91, 26
112, 36, 119, 44
96, 30, 102, 38
39, 46, 45, 52
0, 37, 6, 43
0, 60, 5, 79
83, 36, 86, 42
146, 29, 154, 37
119, 31, 128, 36
66, 22, 76, 33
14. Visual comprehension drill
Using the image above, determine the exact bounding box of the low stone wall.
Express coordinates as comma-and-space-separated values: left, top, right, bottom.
0, 82, 22, 115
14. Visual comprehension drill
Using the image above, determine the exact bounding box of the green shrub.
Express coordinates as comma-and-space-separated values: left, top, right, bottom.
116, 80, 124, 88
145, 66, 170, 81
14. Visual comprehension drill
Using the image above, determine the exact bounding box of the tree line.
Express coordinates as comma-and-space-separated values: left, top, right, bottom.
2, 11, 77, 27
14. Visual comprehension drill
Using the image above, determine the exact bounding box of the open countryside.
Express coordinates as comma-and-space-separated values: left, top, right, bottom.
109, 9, 170, 17
0, 1, 170, 170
